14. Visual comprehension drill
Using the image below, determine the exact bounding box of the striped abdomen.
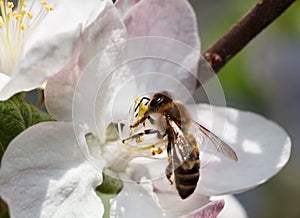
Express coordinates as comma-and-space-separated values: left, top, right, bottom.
174, 135, 200, 199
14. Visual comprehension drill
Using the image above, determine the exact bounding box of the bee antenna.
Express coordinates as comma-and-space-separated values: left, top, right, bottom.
134, 97, 150, 112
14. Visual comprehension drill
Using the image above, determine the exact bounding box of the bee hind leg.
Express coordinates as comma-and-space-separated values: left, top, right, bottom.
165, 157, 173, 185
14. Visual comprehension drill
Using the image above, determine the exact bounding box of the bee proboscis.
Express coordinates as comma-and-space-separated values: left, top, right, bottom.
123, 91, 238, 199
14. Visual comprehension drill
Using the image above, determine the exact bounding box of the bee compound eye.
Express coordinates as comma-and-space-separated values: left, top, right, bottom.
150, 96, 163, 108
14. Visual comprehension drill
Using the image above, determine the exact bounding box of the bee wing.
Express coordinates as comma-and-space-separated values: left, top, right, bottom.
192, 121, 238, 161
168, 119, 195, 168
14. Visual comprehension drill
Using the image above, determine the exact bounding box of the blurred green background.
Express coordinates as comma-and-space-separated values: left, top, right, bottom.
189, 0, 300, 217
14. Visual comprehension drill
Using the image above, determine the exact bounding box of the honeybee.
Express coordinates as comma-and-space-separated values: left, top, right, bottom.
123, 91, 238, 199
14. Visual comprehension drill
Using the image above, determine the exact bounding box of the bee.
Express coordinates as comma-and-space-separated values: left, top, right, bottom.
123, 91, 238, 199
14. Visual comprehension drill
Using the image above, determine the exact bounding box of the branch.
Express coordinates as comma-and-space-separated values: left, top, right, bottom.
197, 0, 296, 86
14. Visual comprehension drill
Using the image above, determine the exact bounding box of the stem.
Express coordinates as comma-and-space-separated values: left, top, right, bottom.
197, 0, 296, 87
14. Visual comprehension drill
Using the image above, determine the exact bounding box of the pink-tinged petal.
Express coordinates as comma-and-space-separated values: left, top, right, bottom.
78, 0, 126, 71
45, 0, 126, 123
182, 200, 225, 218
127, 161, 211, 217
115, 0, 141, 17
156, 191, 210, 217
0, 122, 104, 218
0, 26, 81, 101
45, 58, 80, 121
124, 0, 200, 49
211, 196, 247, 218
25, 0, 106, 52
83, 36, 201, 134
122, 0, 201, 97
110, 181, 163, 218
187, 104, 291, 195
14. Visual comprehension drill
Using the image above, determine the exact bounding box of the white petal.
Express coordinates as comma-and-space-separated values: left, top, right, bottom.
46, 1, 126, 125
0, 27, 81, 101
25, 0, 106, 52
110, 181, 163, 218
0, 73, 10, 93
211, 195, 247, 218
0, 122, 104, 218
188, 104, 291, 195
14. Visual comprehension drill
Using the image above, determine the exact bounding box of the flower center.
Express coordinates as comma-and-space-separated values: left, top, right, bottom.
121, 96, 166, 157
102, 96, 168, 172
0, 0, 54, 75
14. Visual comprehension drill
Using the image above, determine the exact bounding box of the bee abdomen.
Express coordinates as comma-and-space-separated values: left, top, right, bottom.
175, 161, 200, 199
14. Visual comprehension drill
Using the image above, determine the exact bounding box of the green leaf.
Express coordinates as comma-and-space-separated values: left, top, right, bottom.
0, 198, 9, 218
0, 96, 53, 161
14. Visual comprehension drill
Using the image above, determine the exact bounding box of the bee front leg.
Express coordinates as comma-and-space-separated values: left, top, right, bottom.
130, 115, 154, 128
122, 129, 163, 143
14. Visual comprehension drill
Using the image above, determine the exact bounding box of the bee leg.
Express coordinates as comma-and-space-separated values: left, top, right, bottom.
134, 97, 150, 112
167, 134, 172, 156
165, 157, 173, 185
130, 115, 150, 128
122, 129, 163, 143
148, 116, 155, 124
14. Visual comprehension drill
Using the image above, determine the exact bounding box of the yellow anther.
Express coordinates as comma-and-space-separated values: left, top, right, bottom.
140, 105, 147, 113
136, 137, 144, 143
157, 147, 163, 154
27, 12, 32, 19
21, 10, 26, 16
44, 5, 54, 11
151, 147, 156, 156
12, 11, 17, 17
15, 14, 23, 20
41, 1, 47, 5
21, 24, 26, 30
7, 2, 14, 9
134, 96, 141, 103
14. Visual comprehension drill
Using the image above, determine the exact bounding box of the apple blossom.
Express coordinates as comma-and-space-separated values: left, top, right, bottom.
0, 0, 291, 217
0, 0, 106, 100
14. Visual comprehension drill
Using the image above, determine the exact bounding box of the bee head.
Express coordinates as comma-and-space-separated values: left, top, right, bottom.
148, 91, 172, 112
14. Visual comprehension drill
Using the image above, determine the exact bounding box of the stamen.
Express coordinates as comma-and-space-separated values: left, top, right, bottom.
0, 16, 4, 27
150, 146, 163, 156
0, 0, 54, 76
134, 96, 140, 102
44, 5, 54, 11
151, 147, 156, 156
7, 2, 14, 11
14, 14, 23, 20
135, 137, 144, 143
27, 12, 32, 19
